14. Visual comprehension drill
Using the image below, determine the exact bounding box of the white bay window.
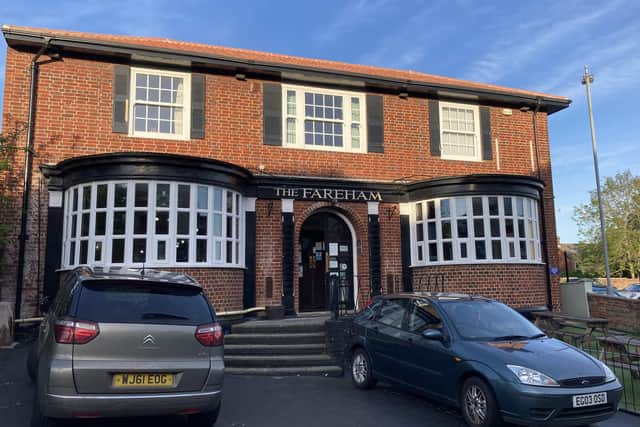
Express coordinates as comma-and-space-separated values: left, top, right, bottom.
412, 195, 541, 265
63, 181, 243, 268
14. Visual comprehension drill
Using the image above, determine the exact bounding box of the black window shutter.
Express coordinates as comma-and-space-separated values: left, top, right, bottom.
191, 74, 206, 139
112, 65, 130, 133
366, 94, 384, 153
263, 83, 282, 146
480, 106, 492, 160
428, 99, 440, 156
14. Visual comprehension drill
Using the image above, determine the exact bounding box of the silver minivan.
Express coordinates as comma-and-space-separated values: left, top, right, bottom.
28, 267, 224, 426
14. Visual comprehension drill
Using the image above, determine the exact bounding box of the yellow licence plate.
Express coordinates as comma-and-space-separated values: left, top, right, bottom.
113, 373, 174, 387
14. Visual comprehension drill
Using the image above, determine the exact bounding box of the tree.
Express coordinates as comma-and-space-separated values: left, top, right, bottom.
574, 170, 640, 278
0, 123, 27, 272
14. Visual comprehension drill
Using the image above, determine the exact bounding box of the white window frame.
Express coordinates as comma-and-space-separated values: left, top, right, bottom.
128, 67, 192, 141
410, 195, 542, 266
439, 101, 481, 162
281, 84, 367, 153
61, 180, 244, 269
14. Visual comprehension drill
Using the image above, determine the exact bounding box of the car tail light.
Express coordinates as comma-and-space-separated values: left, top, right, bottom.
195, 322, 223, 346
54, 319, 100, 344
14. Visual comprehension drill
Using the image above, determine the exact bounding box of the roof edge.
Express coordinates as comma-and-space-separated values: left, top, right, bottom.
2, 25, 572, 114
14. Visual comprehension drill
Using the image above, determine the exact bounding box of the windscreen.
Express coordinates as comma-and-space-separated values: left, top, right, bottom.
440, 300, 542, 341
76, 281, 214, 325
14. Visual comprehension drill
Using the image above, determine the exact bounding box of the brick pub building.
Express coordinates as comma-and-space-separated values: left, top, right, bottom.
0, 25, 570, 319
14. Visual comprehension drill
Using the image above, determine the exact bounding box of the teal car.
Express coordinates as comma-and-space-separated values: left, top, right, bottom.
347, 293, 622, 426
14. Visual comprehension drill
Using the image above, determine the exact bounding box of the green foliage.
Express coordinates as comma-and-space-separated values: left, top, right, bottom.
574, 171, 640, 278
0, 123, 28, 272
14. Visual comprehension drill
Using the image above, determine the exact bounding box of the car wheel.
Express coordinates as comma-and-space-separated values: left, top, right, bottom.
187, 406, 220, 427
30, 400, 59, 427
460, 377, 501, 427
351, 348, 376, 389
26, 345, 37, 383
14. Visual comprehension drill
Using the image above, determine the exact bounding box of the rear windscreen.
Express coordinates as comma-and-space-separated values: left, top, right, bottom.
76, 281, 214, 325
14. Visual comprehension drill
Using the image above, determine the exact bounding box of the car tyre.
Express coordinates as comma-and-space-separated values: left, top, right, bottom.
30, 399, 59, 427
187, 406, 220, 427
26, 345, 38, 383
460, 377, 501, 427
351, 347, 376, 389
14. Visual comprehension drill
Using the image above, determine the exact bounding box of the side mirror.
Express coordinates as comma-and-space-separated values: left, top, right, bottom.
422, 329, 444, 341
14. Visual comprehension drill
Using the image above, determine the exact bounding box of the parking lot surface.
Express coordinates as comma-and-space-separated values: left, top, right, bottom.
2, 344, 638, 427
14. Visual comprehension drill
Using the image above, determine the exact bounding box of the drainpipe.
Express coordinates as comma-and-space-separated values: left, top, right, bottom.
531, 98, 554, 310
15, 37, 51, 319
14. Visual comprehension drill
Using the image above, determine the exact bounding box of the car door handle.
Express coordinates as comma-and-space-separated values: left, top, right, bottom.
407, 337, 414, 344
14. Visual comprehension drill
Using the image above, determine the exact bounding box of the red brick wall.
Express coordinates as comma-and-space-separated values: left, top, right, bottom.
412, 264, 549, 309
164, 268, 244, 312
254, 199, 282, 308
1, 45, 560, 315
588, 293, 640, 334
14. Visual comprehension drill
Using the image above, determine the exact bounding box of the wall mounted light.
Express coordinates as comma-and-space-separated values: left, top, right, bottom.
235, 73, 247, 81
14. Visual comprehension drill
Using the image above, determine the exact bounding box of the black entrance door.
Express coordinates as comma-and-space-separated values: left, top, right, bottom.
299, 212, 354, 312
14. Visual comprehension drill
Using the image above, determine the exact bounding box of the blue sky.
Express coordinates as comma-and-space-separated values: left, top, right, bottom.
1, 0, 638, 243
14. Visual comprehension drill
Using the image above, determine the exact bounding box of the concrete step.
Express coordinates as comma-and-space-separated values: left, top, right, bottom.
231, 317, 328, 334
224, 332, 326, 345
224, 343, 327, 356
225, 366, 343, 377
225, 354, 334, 368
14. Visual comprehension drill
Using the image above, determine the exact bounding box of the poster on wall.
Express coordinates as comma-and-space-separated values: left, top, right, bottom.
329, 243, 338, 256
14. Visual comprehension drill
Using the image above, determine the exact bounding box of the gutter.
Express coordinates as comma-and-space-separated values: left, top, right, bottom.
2, 26, 571, 115
531, 98, 554, 310
14, 37, 51, 319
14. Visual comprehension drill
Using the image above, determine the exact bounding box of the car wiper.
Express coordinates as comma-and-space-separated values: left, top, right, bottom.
141, 312, 189, 320
491, 335, 531, 341
529, 333, 546, 339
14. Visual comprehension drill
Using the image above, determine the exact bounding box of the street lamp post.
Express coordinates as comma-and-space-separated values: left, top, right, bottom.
581, 65, 613, 295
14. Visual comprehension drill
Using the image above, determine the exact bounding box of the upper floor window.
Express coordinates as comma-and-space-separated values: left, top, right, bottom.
282, 84, 366, 153
439, 102, 481, 161
411, 195, 541, 265
63, 180, 243, 269
130, 68, 191, 140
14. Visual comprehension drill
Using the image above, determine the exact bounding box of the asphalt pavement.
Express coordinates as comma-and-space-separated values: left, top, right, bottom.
2, 343, 638, 427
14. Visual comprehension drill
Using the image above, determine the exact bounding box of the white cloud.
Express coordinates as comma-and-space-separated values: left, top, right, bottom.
463, 1, 623, 84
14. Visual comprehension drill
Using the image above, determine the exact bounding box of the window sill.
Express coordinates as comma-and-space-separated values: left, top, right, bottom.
281, 143, 366, 154
61, 263, 246, 270
439, 154, 482, 162
127, 131, 191, 142
410, 260, 544, 268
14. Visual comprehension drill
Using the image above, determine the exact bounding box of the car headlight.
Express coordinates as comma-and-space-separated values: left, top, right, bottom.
600, 361, 617, 383
507, 365, 559, 387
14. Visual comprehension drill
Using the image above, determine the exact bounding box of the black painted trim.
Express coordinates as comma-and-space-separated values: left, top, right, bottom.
243, 211, 256, 309
480, 106, 492, 160
43, 205, 63, 300
400, 214, 413, 292
263, 83, 282, 146
368, 214, 382, 297
40, 152, 253, 193
3, 29, 571, 114
429, 99, 441, 157
281, 212, 295, 315
366, 94, 384, 153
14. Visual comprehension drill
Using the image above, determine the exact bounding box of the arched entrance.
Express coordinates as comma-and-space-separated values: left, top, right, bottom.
298, 210, 356, 312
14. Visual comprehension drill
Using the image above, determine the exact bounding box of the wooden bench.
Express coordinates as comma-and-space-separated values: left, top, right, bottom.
531, 312, 609, 346
597, 335, 640, 379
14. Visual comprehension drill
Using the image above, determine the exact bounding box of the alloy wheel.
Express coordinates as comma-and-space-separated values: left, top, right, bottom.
464, 384, 487, 425
352, 352, 368, 384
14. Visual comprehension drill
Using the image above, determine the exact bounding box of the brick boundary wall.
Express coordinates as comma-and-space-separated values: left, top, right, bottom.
412, 264, 552, 309
587, 293, 640, 334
